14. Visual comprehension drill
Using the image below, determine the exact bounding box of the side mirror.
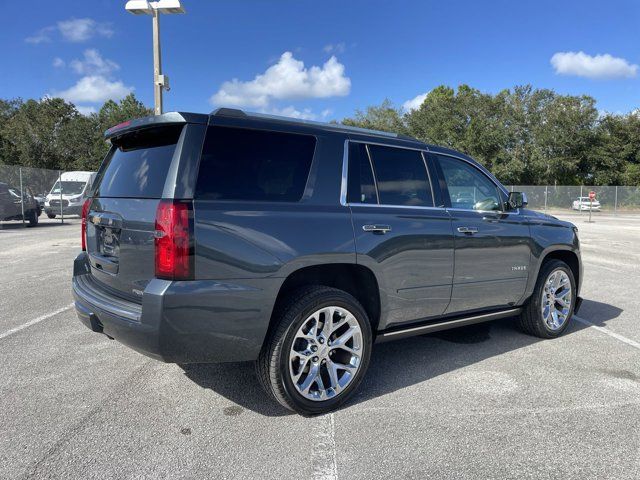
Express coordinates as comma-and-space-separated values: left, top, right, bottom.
508, 191, 527, 210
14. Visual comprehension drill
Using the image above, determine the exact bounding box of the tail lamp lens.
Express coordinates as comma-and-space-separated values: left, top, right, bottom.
154, 200, 193, 280
81, 199, 91, 251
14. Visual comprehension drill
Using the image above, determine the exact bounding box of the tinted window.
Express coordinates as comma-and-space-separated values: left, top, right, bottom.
95, 125, 182, 198
196, 127, 316, 202
368, 145, 433, 207
437, 155, 502, 211
347, 142, 377, 204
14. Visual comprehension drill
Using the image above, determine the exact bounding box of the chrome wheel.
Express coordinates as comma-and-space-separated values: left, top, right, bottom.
541, 269, 572, 331
288, 306, 363, 401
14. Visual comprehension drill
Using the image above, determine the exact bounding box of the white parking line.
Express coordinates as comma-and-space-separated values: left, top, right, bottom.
574, 315, 640, 351
0, 303, 74, 340
312, 412, 339, 480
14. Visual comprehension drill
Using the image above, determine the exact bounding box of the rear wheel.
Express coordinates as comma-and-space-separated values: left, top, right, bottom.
519, 259, 575, 338
47, 213, 56, 219
256, 286, 372, 415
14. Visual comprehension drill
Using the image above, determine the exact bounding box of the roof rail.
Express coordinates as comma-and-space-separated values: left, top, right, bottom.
210, 108, 417, 141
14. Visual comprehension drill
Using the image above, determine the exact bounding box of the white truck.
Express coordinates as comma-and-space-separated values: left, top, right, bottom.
45, 171, 96, 218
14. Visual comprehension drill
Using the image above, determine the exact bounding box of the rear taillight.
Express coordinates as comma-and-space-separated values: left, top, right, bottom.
81, 199, 91, 251
154, 200, 193, 280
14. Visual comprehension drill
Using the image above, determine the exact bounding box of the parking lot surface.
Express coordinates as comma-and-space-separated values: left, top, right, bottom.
1, 213, 639, 479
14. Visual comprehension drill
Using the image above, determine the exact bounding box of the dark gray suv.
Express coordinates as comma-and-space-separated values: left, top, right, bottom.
73, 109, 583, 415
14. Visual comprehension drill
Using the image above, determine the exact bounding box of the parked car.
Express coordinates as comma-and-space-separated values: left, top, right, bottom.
572, 196, 601, 211
45, 171, 96, 218
73, 110, 583, 415
0, 182, 39, 226
32, 193, 46, 213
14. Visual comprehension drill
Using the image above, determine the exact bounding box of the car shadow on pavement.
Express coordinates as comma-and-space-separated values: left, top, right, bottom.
180, 362, 293, 417
0, 220, 77, 230
180, 299, 622, 417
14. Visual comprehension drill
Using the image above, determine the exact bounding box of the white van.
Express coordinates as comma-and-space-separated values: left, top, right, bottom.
45, 171, 97, 218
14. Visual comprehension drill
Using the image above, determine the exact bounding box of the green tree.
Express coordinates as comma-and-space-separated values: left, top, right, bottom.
342, 99, 409, 135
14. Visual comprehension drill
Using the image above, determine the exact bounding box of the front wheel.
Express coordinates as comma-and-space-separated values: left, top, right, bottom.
256, 286, 372, 415
27, 209, 39, 227
47, 213, 56, 219
519, 259, 576, 338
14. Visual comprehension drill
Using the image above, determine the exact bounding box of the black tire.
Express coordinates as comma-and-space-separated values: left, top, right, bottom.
519, 259, 576, 338
27, 209, 39, 227
47, 213, 56, 219
256, 285, 373, 415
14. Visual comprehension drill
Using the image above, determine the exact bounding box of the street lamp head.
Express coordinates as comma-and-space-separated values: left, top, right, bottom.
125, 0, 185, 15
151, 0, 186, 14
125, 0, 152, 15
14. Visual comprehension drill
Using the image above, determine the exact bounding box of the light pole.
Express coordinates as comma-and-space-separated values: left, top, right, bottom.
125, 0, 185, 115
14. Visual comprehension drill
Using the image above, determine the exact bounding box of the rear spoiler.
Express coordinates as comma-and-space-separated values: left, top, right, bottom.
104, 112, 209, 140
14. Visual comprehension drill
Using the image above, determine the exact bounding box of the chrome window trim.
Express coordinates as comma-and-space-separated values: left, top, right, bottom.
348, 203, 448, 212
340, 139, 349, 206
447, 207, 521, 216
350, 138, 429, 152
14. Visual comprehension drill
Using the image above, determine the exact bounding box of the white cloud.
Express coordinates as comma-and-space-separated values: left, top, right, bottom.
76, 105, 97, 116
25, 26, 55, 44
403, 91, 429, 111
54, 75, 132, 104
70, 49, 119, 76
551, 51, 638, 79
57, 18, 113, 42
210, 51, 351, 108
266, 106, 333, 121
323, 43, 346, 54
26, 18, 113, 44
52, 57, 65, 68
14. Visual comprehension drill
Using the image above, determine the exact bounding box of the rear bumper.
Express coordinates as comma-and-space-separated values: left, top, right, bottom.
45, 205, 82, 216
72, 252, 277, 363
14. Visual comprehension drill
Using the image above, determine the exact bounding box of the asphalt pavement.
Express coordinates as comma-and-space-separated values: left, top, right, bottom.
1, 213, 639, 479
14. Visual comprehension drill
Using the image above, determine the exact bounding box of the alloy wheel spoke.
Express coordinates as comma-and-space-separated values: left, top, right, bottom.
299, 363, 320, 393
326, 359, 342, 393
331, 326, 357, 348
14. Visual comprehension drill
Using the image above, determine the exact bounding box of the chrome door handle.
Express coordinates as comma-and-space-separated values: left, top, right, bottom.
363, 224, 392, 234
457, 226, 478, 234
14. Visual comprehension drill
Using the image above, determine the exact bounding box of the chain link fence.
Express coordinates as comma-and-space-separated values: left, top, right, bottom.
0, 165, 90, 229
509, 185, 640, 214
2, 164, 640, 229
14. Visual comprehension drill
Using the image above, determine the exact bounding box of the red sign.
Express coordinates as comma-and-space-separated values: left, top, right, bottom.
589, 191, 596, 201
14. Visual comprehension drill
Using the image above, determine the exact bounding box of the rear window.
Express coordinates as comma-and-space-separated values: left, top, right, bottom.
94, 125, 183, 198
195, 126, 316, 202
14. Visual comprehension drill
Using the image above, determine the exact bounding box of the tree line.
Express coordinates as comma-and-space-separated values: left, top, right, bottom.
1, 85, 639, 186
343, 85, 640, 186
0, 94, 152, 173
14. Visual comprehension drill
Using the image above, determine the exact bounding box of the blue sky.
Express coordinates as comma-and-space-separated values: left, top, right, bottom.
1, 0, 639, 119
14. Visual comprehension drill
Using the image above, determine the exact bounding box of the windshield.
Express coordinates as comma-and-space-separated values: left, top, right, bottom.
50, 181, 86, 196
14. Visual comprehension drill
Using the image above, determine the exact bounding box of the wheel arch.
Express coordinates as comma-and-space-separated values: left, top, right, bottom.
262, 263, 382, 350
521, 247, 581, 306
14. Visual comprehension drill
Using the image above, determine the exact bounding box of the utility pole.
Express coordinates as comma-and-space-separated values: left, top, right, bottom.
125, 0, 185, 115
152, 8, 163, 115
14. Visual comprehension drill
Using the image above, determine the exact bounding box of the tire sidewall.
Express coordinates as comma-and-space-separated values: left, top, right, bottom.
276, 292, 372, 415
533, 261, 576, 337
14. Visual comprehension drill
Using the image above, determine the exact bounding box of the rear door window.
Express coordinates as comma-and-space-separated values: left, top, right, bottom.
367, 145, 434, 207
94, 125, 183, 198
